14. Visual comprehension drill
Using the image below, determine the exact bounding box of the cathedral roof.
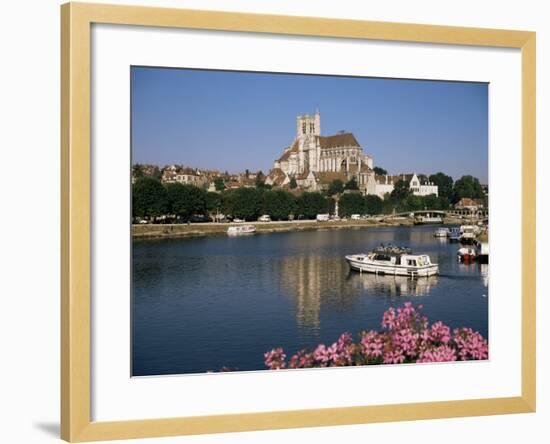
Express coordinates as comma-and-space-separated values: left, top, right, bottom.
267, 168, 288, 186
318, 133, 360, 149
316, 171, 348, 184
277, 140, 299, 162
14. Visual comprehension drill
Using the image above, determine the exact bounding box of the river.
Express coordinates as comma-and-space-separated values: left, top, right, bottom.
132, 225, 488, 376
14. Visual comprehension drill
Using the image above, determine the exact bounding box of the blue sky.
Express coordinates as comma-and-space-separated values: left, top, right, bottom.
131, 67, 488, 182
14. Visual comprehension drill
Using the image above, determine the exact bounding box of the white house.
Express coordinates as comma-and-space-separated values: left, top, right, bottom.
367, 173, 438, 199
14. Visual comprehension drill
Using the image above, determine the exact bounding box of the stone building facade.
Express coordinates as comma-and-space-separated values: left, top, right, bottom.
366, 173, 439, 198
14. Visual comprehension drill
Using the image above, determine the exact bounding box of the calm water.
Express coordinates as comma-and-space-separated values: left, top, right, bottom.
132, 226, 488, 376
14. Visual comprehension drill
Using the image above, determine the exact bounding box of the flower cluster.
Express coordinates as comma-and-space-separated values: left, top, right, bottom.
264, 303, 488, 370
264, 347, 286, 370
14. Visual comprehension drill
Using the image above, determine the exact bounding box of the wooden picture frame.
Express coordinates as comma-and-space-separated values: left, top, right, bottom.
61, 2, 536, 441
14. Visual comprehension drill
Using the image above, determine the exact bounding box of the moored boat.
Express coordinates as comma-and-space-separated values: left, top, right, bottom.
459, 225, 481, 244
414, 215, 443, 225
433, 227, 449, 238
345, 245, 439, 277
448, 227, 461, 242
227, 224, 257, 236
457, 247, 477, 263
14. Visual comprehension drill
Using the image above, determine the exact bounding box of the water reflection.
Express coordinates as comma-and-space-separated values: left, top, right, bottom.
277, 253, 440, 332
278, 255, 360, 330
348, 273, 439, 297
480, 263, 489, 288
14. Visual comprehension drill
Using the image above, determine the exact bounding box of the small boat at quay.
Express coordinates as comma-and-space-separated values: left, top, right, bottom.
459, 225, 478, 244
414, 214, 443, 225
345, 245, 439, 277
457, 247, 477, 263
433, 227, 449, 238
448, 227, 461, 242
227, 224, 256, 236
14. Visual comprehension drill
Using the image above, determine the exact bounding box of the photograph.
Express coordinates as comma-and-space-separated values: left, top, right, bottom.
131, 66, 489, 376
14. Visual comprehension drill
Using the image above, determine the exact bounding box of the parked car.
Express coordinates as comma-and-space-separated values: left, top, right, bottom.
351, 214, 361, 220
258, 215, 271, 222
233, 218, 244, 223
189, 214, 212, 223
316, 214, 330, 222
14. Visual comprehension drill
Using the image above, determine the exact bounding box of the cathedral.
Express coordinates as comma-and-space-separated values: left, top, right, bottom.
266, 111, 374, 192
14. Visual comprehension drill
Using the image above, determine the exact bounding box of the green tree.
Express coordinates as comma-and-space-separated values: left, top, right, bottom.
232, 187, 263, 220
364, 195, 383, 215
373, 166, 387, 175
132, 164, 144, 179
390, 179, 411, 200
165, 183, 207, 221
327, 179, 344, 196
422, 193, 440, 210
327, 197, 336, 215
132, 177, 168, 219
452, 175, 484, 203
428, 172, 454, 200
296, 192, 329, 219
437, 196, 451, 210
206, 191, 222, 213
220, 190, 235, 216
403, 195, 424, 212
382, 194, 396, 215
289, 177, 298, 189
262, 190, 296, 220
344, 177, 359, 191
255, 171, 266, 188
213, 176, 225, 191
151, 166, 162, 181
339, 193, 365, 217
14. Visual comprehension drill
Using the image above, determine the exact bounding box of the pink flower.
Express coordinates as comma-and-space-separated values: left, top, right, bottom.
383, 349, 405, 364
429, 321, 452, 345
453, 328, 489, 360
417, 345, 457, 363
264, 347, 286, 369
360, 330, 385, 359
288, 349, 315, 369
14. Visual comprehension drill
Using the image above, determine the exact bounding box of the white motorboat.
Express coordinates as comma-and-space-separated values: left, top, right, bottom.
459, 225, 478, 244
345, 245, 439, 277
433, 227, 449, 238
227, 224, 256, 236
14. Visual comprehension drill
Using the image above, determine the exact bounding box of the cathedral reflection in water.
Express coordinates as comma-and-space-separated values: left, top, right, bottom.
277, 254, 440, 331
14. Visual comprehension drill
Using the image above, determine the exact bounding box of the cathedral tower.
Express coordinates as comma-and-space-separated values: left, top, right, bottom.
296, 110, 321, 139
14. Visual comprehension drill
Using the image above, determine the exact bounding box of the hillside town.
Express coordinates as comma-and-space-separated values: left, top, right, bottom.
132, 111, 488, 223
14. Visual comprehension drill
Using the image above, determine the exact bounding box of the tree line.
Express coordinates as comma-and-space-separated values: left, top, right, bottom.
133, 177, 332, 221
133, 171, 487, 222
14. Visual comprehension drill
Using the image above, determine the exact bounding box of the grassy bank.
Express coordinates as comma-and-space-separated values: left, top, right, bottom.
132, 219, 418, 240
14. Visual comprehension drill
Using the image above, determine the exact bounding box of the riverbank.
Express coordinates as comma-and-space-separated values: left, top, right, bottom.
132, 217, 464, 239
132, 219, 402, 239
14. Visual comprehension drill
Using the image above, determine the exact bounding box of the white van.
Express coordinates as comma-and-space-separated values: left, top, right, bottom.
316, 214, 330, 222
351, 214, 361, 220
258, 215, 271, 222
